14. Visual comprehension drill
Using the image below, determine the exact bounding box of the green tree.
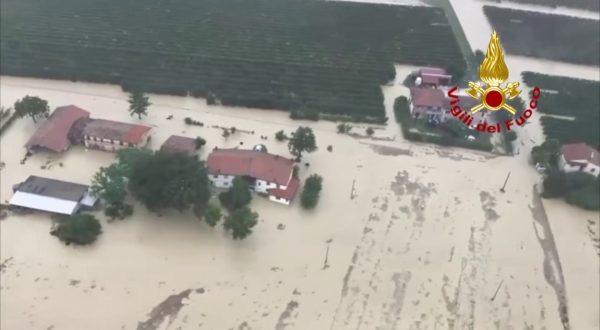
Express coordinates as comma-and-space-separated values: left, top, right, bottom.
565, 182, 600, 210
219, 177, 252, 210
300, 174, 323, 209
195, 137, 206, 150
223, 206, 258, 239
91, 164, 134, 220
116, 147, 153, 176
288, 126, 317, 161
203, 203, 222, 227
531, 139, 560, 168
50, 214, 102, 245
366, 127, 375, 136
128, 91, 151, 119
275, 130, 288, 141
14, 95, 49, 123
128, 151, 211, 212
92, 164, 126, 205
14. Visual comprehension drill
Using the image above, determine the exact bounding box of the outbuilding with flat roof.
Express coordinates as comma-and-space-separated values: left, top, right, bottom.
9, 176, 98, 215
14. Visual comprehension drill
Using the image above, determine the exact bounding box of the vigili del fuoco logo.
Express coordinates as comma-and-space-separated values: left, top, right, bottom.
447, 31, 541, 133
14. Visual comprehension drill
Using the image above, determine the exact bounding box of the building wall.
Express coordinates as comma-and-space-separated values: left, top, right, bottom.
269, 195, 291, 205
84, 131, 150, 152
209, 174, 235, 188
254, 179, 286, 193
559, 155, 600, 177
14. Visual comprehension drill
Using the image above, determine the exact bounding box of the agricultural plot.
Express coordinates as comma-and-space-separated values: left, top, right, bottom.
0, 0, 466, 120
485, 0, 599, 12
522, 72, 599, 148
483, 6, 600, 66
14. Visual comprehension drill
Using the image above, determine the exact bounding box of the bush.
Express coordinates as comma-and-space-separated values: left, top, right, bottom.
195, 137, 206, 150
222, 129, 230, 138
541, 170, 567, 198
290, 108, 320, 121
565, 184, 600, 210
506, 131, 517, 142
337, 122, 352, 134
51, 214, 102, 245
301, 174, 323, 209
105, 203, 134, 220
275, 130, 287, 141
366, 127, 375, 136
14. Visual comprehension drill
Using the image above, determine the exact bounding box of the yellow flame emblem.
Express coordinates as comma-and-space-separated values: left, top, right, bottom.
467, 31, 521, 114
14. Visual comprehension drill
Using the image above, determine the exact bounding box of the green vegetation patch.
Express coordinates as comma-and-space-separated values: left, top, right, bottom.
522, 72, 599, 148
1, 0, 466, 119
483, 6, 600, 66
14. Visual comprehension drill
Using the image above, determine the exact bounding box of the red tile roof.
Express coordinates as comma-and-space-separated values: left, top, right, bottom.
420, 67, 447, 75
207, 148, 294, 185
83, 119, 152, 144
268, 177, 300, 201
562, 143, 600, 166
410, 87, 446, 108
26, 105, 90, 152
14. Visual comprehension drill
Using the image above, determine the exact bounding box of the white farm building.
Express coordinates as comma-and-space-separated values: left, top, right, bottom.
207, 147, 300, 205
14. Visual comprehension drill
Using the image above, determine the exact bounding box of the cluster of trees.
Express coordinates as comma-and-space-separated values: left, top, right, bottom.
336, 123, 352, 134
542, 171, 600, 210
301, 174, 323, 209
215, 177, 258, 239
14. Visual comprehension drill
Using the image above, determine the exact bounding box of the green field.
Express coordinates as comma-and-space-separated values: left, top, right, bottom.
522, 72, 599, 148
0, 0, 466, 120
483, 6, 600, 66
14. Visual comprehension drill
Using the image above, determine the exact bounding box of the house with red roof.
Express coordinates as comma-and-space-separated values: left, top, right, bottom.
26, 105, 90, 153
409, 87, 447, 122
559, 143, 600, 177
82, 119, 152, 152
207, 147, 300, 205
416, 67, 452, 89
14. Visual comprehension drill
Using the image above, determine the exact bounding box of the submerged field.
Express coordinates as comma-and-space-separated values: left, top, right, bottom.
522, 72, 600, 148
0, 0, 466, 120
483, 6, 600, 66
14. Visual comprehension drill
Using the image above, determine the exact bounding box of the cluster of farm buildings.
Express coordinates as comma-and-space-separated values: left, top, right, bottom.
7, 67, 599, 216
8, 105, 300, 216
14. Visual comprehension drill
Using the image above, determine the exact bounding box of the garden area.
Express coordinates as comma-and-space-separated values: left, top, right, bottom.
522, 72, 599, 149
483, 6, 599, 66
393, 96, 493, 152
1, 0, 467, 122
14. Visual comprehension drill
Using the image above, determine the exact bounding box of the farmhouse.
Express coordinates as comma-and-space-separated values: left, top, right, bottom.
160, 135, 198, 157
559, 143, 600, 177
415, 67, 452, 89
26, 105, 90, 153
207, 147, 300, 205
9, 176, 98, 215
409, 87, 447, 123
82, 119, 152, 152
444, 93, 488, 127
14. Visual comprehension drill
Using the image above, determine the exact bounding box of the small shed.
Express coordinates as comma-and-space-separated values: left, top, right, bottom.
160, 135, 199, 157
